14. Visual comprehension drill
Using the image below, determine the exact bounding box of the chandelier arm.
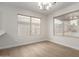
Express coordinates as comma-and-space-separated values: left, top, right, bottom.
38, 2, 56, 10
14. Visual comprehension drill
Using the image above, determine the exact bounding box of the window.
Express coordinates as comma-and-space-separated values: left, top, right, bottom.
31, 18, 40, 36
53, 10, 79, 38
70, 19, 78, 26
54, 19, 63, 36
18, 15, 30, 37
18, 14, 40, 37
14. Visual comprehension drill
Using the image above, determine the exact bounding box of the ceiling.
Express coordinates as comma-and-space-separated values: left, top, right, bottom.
0, 2, 78, 15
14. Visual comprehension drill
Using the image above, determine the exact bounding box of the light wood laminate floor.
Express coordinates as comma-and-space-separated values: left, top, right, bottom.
0, 41, 79, 57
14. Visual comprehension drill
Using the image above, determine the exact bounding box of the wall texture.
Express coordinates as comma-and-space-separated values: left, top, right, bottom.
0, 5, 48, 49
0, 3, 79, 50
47, 3, 79, 50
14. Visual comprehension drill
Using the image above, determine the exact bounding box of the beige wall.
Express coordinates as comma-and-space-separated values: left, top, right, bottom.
0, 5, 48, 49
47, 3, 79, 50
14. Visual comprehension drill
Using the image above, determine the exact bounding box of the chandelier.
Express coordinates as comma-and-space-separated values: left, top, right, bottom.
38, 2, 56, 10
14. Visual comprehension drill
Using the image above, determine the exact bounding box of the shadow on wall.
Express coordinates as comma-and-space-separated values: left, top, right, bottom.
0, 33, 18, 49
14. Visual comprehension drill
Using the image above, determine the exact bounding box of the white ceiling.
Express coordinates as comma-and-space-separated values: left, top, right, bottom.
0, 2, 78, 15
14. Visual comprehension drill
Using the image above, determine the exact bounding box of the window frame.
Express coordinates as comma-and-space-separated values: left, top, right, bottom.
31, 17, 41, 36
17, 14, 41, 36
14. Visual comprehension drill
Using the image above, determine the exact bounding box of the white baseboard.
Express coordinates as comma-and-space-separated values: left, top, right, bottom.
0, 39, 47, 49
0, 36, 79, 51
48, 39, 79, 50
